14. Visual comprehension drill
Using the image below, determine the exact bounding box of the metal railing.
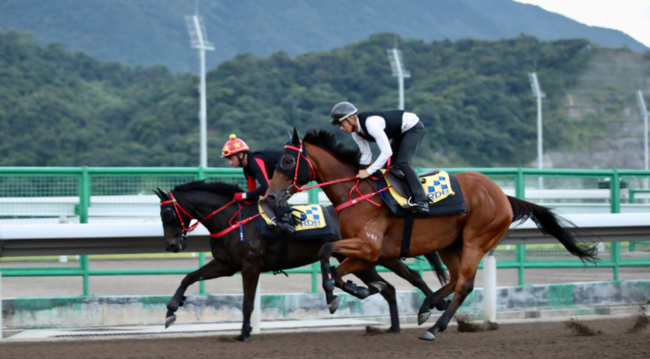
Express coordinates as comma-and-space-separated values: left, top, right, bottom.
1, 167, 650, 296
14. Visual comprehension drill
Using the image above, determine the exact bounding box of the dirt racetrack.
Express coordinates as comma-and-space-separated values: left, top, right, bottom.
1, 317, 649, 359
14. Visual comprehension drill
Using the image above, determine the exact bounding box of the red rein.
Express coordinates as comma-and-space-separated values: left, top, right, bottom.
283, 142, 393, 212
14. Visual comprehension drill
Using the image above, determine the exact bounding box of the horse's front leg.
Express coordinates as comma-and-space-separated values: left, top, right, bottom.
318, 242, 341, 314
166, 259, 236, 328
234, 261, 262, 342
350, 266, 400, 333
332, 253, 386, 301
319, 236, 383, 314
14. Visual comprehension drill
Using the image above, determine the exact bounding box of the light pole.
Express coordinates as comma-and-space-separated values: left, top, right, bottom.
528, 72, 546, 191
637, 90, 649, 189
386, 48, 410, 110
185, 14, 214, 168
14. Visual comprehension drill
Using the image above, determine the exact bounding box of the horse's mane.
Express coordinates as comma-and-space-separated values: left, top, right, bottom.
303, 130, 363, 169
174, 180, 243, 197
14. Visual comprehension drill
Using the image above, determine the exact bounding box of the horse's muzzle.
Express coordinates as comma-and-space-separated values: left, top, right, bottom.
166, 236, 187, 253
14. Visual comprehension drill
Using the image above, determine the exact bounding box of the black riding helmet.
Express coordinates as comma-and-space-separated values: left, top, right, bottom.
330, 102, 358, 125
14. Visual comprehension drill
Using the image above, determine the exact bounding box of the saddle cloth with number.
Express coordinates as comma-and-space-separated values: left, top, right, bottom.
256, 200, 337, 241
377, 170, 467, 218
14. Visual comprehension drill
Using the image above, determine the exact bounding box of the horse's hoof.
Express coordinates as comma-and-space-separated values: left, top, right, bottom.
165, 314, 177, 329
418, 331, 436, 341
328, 296, 340, 314
233, 334, 250, 342
370, 281, 387, 292
385, 327, 401, 334
418, 311, 431, 326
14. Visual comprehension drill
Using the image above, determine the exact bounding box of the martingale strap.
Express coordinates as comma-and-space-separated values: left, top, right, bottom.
334, 185, 392, 212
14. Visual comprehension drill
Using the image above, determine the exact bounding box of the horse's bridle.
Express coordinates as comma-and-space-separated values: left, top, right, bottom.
160, 191, 235, 234
283, 140, 316, 194
281, 140, 393, 212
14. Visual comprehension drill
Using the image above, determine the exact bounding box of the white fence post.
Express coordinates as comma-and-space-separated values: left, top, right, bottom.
483, 250, 497, 322
252, 279, 261, 334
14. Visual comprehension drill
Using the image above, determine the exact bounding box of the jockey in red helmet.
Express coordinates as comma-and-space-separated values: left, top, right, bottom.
222, 134, 295, 234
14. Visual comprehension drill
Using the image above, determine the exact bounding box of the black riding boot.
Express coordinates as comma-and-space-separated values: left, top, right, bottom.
400, 164, 429, 214
389, 121, 428, 214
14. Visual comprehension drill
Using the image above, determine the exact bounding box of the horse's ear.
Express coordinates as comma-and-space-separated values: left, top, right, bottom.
153, 188, 170, 201
285, 130, 292, 144
291, 127, 300, 146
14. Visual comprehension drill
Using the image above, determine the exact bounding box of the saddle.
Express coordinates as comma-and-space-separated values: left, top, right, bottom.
385, 167, 442, 199
257, 200, 336, 241
376, 169, 467, 219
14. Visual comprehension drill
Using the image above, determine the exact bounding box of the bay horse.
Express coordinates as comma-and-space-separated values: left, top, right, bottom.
153, 180, 449, 341
263, 128, 598, 341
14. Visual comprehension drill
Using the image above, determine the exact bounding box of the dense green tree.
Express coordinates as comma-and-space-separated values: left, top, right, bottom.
1, 29, 626, 168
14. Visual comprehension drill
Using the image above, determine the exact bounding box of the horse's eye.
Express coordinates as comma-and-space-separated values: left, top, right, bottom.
280, 155, 295, 170
162, 208, 175, 222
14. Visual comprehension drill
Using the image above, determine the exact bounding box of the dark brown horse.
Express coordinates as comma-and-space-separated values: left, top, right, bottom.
264, 129, 598, 341
153, 180, 448, 341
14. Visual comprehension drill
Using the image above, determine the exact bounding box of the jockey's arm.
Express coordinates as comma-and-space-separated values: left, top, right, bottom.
351, 132, 372, 166
365, 116, 392, 174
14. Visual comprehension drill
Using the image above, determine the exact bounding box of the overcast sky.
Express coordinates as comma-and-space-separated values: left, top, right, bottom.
514, 0, 650, 48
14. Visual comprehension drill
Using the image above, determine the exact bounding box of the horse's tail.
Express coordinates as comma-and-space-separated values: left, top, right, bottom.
423, 252, 449, 286
507, 196, 598, 263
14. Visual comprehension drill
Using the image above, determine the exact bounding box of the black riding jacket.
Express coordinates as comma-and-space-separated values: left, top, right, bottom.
242, 150, 282, 199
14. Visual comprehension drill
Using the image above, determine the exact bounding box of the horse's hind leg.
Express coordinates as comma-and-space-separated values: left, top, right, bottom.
416, 246, 462, 324
379, 258, 441, 325
166, 259, 236, 328
350, 266, 401, 333
235, 261, 263, 342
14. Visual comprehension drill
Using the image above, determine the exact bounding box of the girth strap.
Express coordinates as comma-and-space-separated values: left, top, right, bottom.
401, 215, 415, 258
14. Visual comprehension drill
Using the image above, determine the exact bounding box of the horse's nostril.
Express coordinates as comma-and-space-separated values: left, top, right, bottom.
267, 195, 275, 201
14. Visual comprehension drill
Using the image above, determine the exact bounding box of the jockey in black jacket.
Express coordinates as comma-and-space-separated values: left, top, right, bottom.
222, 134, 295, 233
330, 102, 429, 214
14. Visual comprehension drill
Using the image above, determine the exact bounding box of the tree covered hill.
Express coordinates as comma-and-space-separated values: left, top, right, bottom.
1, 29, 629, 168
0, 0, 646, 73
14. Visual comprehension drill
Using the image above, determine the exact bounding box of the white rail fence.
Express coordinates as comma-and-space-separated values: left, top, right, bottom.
1, 188, 650, 226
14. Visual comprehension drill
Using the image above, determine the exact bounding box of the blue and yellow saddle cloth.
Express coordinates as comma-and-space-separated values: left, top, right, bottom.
378, 170, 467, 218
386, 171, 455, 206
256, 201, 336, 241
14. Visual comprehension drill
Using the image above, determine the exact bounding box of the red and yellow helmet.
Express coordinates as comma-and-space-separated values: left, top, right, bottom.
221, 134, 249, 157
